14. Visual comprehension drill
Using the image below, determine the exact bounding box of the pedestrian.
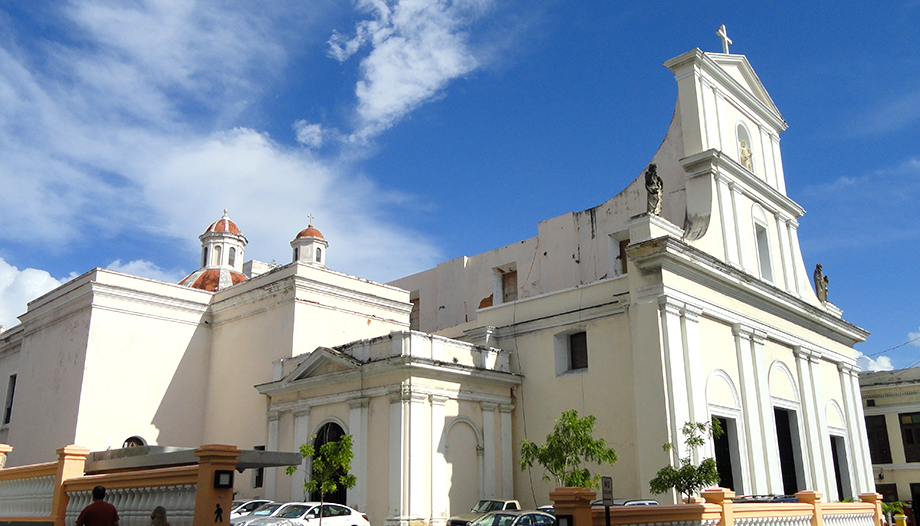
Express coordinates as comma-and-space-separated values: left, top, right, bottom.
149, 505, 171, 526
76, 485, 120, 526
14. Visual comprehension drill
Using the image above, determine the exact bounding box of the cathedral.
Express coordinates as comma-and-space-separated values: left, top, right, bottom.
0, 38, 872, 526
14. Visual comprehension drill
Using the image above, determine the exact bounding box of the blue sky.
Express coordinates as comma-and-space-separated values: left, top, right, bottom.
1, 1, 918, 371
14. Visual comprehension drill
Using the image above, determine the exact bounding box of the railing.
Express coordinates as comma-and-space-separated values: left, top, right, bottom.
63, 465, 198, 526
551, 488, 884, 526
0, 460, 57, 518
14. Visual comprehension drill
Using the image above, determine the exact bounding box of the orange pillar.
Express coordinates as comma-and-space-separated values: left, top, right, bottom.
859, 492, 884, 526
51, 445, 90, 526
550, 488, 596, 526
702, 488, 736, 526
796, 491, 825, 526
193, 444, 242, 526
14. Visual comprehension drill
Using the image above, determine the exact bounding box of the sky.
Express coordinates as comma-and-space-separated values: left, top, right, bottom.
0, 1, 918, 371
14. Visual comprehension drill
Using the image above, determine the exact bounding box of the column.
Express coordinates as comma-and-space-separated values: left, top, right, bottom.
265, 410, 280, 500
481, 402, 497, 498
733, 325, 779, 493
793, 348, 823, 495
349, 398, 369, 512
431, 395, 449, 526
771, 135, 787, 194
775, 213, 793, 293
681, 303, 707, 457
291, 407, 311, 501
408, 392, 427, 520
783, 219, 801, 296
730, 183, 747, 270
758, 125, 774, 187
500, 405, 514, 499
841, 364, 874, 492
387, 389, 408, 526
659, 298, 691, 460
716, 175, 739, 265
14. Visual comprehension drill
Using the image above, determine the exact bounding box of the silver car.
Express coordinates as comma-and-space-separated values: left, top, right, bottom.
245, 502, 370, 526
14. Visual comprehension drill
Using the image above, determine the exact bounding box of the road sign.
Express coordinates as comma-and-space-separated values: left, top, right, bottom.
601, 476, 613, 506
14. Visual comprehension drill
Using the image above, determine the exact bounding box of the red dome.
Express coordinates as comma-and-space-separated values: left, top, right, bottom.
296, 225, 324, 239
178, 268, 247, 291
203, 210, 241, 236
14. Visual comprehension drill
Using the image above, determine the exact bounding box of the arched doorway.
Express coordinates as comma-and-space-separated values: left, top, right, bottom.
312, 422, 347, 504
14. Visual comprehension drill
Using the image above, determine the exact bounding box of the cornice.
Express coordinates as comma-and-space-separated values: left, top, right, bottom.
487, 292, 629, 340
628, 237, 869, 348
682, 149, 805, 219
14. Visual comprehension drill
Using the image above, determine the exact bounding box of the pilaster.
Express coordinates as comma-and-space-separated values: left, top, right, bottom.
349, 398, 369, 512
500, 404, 514, 498
430, 395, 449, 526
793, 348, 824, 496
291, 407, 311, 501
265, 410, 280, 499
732, 324, 774, 493
659, 298, 691, 461
481, 402, 497, 498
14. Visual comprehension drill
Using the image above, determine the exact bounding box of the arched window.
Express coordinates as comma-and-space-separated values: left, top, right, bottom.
752, 204, 773, 283
228, 247, 236, 267
293, 247, 299, 263
312, 422, 346, 504
736, 123, 754, 173
316, 247, 322, 263
202, 247, 209, 268
212, 246, 222, 267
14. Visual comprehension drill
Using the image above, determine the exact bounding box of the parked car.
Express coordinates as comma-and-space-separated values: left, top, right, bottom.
449, 499, 522, 526
243, 502, 370, 526
591, 499, 658, 507
232, 500, 275, 519
468, 511, 554, 526
733, 495, 798, 503
231, 502, 288, 526
535, 506, 554, 516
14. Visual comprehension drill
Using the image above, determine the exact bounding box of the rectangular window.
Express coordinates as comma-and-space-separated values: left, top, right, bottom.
253, 445, 265, 487
569, 332, 588, 370
502, 271, 518, 303
755, 223, 773, 282
900, 412, 920, 462
866, 415, 892, 464
409, 296, 420, 331
618, 240, 629, 275
3, 374, 15, 425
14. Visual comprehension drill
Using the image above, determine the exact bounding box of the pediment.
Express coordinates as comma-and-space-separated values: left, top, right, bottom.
707, 53, 783, 120
284, 346, 362, 382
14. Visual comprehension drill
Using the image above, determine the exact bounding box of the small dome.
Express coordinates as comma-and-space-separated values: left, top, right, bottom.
178, 268, 247, 292
204, 209, 241, 236
296, 225, 324, 240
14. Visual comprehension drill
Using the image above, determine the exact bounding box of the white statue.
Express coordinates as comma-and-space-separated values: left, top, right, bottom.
739, 140, 753, 171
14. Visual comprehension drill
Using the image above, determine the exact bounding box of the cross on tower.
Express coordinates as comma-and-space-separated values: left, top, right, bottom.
717, 24, 732, 54
307, 213, 315, 226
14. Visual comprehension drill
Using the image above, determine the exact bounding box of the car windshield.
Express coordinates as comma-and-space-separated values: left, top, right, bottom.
277, 505, 312, 519
471, 514, 517, 526
251, 503, 283, 516
472, 501, 504, 513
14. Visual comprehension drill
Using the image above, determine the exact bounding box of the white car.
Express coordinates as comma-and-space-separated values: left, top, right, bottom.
232, 500, 275, 519
246, 502, 370, 526
232, 502, 288, 526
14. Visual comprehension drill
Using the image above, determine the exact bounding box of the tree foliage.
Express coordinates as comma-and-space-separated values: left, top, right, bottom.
649, 420, 722, 501
286, 433, 357, 525
519, 409, 618, 489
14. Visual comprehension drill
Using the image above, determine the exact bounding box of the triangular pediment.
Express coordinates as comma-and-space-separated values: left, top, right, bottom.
706, 52, 783, 120
284, 346, 362, 383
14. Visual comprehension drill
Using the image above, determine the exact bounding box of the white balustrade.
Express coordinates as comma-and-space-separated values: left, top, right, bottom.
64, 484, 197, 526
0, 475, 54, 517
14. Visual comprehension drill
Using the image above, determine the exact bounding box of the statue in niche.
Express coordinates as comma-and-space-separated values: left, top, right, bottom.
814, 263, 829, 303
645, 163, 662, 215
739, 140, 753, 171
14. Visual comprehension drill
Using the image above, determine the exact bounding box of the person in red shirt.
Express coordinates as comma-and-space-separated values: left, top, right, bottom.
76, 485, 120, 526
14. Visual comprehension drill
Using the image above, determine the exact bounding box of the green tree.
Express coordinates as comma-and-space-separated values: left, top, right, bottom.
649, 419, 722, 502
286, 434, 358, 526
519, 409, 618, 489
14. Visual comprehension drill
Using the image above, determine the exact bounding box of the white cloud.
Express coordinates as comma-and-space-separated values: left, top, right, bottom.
856, 351, 895, 372
0, 258, 64, 329
331, 0, 488, 139
107, 259, 186, 285
293, 120, 325, 149
0, 2, 445, 283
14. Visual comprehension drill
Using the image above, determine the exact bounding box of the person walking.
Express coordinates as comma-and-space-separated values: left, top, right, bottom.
76, 485, 120, 526
149, 505, 171, 526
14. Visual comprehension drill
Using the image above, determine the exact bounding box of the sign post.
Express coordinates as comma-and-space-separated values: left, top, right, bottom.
602, 476, 613, 526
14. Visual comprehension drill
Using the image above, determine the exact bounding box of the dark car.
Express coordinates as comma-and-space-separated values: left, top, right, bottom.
591, 499, 659, 507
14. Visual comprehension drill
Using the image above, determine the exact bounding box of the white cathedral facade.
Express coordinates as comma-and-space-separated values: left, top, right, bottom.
0, 42, 873, 525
